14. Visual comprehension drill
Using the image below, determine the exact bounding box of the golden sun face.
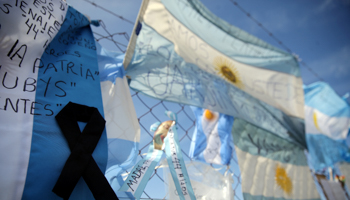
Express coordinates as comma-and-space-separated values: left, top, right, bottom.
213, 56, 243, 89
275, 164, 293, 196
313, 111, 321, 132
204, 109, 214, 120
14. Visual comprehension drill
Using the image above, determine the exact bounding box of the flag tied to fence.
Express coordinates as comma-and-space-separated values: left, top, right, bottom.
120, 111, 196, 200
189, 107, 234, 165
0, 1, 139, 199
124, 0, 307, 148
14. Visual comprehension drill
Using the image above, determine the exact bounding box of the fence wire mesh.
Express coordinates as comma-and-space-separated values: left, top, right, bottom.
67, 1, 243, 199
128, 91, 243, 200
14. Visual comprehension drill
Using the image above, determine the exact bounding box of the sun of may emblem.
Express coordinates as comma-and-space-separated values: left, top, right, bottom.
313, 111, 321, 132
275, 164, 293, 196
213, 56, 244, 89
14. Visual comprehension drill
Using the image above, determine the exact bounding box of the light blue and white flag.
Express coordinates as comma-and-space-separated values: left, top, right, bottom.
304, 82, 350, 171
125, 0, 306, 147
0, 2, 139, 199
189, 107, 234, 165
0, 1, 69, 199
232, 118, 320, 200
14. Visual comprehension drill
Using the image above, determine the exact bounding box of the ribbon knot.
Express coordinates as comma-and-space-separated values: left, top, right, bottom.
53, 102, 118, 200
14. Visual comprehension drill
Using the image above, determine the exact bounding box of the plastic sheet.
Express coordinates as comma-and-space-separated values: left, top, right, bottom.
162, 160, 234, 200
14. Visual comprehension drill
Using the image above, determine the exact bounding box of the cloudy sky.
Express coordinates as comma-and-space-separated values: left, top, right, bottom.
67, 0, 350, 104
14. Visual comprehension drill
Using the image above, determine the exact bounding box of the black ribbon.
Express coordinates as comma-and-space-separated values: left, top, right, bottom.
53, 102, 118, 200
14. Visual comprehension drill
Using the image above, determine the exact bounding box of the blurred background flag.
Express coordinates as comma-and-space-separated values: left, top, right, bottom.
124, 0, 306, 147
232, 118, 320, 200
304, 82, 350, 171
189, 107, 234, 165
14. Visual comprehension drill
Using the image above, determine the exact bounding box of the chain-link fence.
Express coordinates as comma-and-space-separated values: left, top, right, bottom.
66, 0, 350, 199
67, 1, 243, 199
128, 91, 243, 199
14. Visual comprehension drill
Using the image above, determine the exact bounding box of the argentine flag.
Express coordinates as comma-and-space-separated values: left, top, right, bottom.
124, 0, 306, 147
232, 118, 320, 200
0, 1, 139, 199
304, 82, 350, 171
189, 106, 234, 165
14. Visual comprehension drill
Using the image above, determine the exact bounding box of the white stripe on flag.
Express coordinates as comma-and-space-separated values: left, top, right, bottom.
305, 105, 350, 140
236, 148, 320, 199
0, 1, 68, 199
101, 78, 140, 142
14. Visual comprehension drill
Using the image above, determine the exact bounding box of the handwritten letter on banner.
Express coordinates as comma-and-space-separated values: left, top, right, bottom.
124, 0, 306, 147
232, 118, 320, 200
0, 1, 68, 199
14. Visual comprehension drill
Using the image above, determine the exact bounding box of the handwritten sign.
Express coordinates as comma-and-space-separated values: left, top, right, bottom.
164, 126, 196, 200
120, 117, 195, 200
231, 118, 307, 165
127, 25, 298, 141
1, 2, 108, 199
119, 143, 163, 200
126, 23, 308, 145
0, 1, 68, 199
126, 0, 307, 147
22, 5, 107, 200
0, 0, 68, 112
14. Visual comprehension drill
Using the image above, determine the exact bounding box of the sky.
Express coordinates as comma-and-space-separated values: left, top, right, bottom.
64, 0, 350, 199
67, 0, 350, 105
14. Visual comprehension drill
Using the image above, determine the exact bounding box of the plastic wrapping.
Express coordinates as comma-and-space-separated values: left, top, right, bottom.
162, 160, 234, 200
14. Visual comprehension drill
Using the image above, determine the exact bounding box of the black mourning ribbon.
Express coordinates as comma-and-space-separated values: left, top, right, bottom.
53, 102, 119, 200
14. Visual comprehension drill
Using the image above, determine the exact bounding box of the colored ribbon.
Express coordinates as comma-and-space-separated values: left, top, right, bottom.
164, 125, 196, 200
119, 143, 163, 200
53, 102, 118, 200
119, 111, 196, 200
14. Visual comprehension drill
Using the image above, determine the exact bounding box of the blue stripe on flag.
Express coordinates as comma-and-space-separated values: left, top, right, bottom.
22, 6, 106, 200
307, 134, 350, 170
